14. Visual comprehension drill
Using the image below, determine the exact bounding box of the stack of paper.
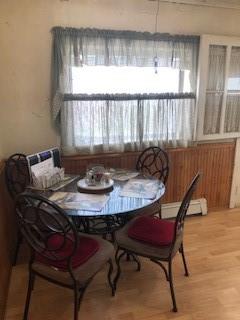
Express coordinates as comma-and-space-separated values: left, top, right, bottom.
31, 158, 65, 189
49, 192, 109, 211
120, 178, 160, 199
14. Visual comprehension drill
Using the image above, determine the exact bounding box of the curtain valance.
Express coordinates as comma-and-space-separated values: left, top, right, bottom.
52, 26, 199, 43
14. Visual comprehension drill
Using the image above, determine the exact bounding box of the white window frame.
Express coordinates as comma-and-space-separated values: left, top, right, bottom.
197, 34, 240, 141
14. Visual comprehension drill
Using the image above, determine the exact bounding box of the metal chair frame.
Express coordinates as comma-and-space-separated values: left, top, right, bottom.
5, 153, 30, 265
136, 146, 170, 185
114, 173, 200, 312
15, 192, 115, 320
136, 146, 170, 218
5, 153, 30, 199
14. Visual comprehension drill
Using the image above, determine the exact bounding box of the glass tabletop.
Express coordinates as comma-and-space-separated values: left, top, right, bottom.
41, 176, 165, 218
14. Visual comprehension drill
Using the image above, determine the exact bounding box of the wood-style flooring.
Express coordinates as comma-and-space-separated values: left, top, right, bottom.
4, 209, 240, 320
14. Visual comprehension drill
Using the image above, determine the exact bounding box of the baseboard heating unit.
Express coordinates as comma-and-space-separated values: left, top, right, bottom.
161, 198, 207, 219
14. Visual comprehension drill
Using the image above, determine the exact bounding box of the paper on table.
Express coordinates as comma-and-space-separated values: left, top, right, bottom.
49, 192, 109, 211
120, 178, 160, 199
112, 170, 139, 181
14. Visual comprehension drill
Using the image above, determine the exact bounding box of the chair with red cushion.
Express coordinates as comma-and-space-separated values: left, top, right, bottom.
15, 192, 115, 320
114, 173, 200, 312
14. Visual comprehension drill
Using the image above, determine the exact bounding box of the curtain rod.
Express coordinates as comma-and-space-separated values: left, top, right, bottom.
64, 93, 196, 102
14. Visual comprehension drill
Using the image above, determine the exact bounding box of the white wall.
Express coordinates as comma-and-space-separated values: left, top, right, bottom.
1, 0, 240, 158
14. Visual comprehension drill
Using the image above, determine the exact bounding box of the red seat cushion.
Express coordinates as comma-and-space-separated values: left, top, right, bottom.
127, 216, 175, 246
36, 234, 99, 271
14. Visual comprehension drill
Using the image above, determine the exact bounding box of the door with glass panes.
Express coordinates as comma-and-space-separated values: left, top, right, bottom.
197, 35, 240, 140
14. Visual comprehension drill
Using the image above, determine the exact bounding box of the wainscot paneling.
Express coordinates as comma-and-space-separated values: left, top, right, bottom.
0, 161, 16, 320
62, 142, 235, 209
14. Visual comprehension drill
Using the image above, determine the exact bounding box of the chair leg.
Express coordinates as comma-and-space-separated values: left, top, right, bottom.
23, 270, 35, 320
152, 201, 162, 218
179, 243, 189, 277
78, 286, 87, 311
124, 251, 141, 271
168, 260, 178, 312
150, 259, 169, 281
126, 253, 131, 261
115, 247, 120, 261
131, 254, 141, 271
114, 250, 125, 290
13, 231, 22, 266
158, 204, 162, 219
74, 283, 80, 320
107, 259, 115, 296
124, 252, 141, 271
110, 232, 115, 243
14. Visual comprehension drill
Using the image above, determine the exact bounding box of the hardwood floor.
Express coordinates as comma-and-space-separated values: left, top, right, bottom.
5, 209, 240, 320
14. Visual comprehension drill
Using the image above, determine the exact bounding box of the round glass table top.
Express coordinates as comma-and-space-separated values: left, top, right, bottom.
42, 176, 165, 218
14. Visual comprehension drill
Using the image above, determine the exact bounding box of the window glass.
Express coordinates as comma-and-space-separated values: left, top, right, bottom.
71, 66, 191, 94
204, 45, 226, 134
225, 46, 240, 132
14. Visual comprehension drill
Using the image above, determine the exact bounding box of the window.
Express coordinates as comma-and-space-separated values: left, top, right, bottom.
197, 35, 240, 140
52, 27, 199, 155
71, 66, 191, 94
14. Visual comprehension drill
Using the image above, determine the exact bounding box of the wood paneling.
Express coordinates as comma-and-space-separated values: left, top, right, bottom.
63, 142, 235, 209
0, 161, 15, 320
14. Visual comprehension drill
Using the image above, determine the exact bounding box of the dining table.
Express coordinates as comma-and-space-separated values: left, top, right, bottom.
38, 173, 165, 236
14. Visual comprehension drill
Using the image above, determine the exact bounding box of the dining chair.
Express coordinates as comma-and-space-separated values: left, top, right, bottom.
15, 192, 115, 320
5, 153, 30, 198
136, 146, 169, 184
114, 173, 200, 312
5, 153, 30, 265
136, 146, 169, 218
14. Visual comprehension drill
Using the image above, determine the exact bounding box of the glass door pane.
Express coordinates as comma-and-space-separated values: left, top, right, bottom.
225, 46, 240, 133
204, 93, 223, 134
204, 45, 227, 134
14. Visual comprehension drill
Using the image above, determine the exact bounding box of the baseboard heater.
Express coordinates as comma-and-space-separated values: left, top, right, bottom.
161, 198, 207, 219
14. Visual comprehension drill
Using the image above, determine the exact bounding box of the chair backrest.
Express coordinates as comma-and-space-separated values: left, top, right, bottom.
15, 193, 78, 270
5, 153, 30, 199
171, 173, 200, 250
136, 147, 169, 184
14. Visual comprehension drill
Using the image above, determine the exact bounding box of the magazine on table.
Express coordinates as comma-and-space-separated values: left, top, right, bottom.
49, 192, 109, 211
120, 178, 160, 199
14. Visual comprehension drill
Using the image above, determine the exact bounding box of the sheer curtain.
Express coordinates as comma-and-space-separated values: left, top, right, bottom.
52, 27, 199, 155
